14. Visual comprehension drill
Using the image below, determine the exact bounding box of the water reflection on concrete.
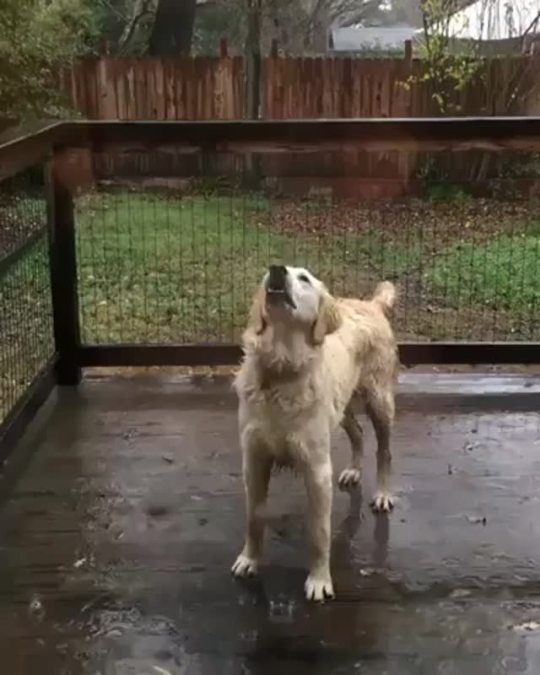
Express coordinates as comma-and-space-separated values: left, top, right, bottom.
0, 374, 539, 674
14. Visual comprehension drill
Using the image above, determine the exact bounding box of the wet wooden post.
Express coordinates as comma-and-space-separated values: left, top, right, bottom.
45, 151, 82, 386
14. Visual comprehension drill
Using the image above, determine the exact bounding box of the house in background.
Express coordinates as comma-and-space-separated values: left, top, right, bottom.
330, 24, 418, 55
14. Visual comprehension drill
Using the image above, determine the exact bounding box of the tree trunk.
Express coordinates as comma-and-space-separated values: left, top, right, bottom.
245, 0, 261, 119
244, 0, 262, 188
149, 0, 196, 56
308, 4, 329, 54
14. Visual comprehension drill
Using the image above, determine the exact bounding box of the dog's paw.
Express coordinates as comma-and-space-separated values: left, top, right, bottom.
231, 553, 258, 577
370, 491, 394, 513
305, 573, 334, 602
338, 468, 362, 489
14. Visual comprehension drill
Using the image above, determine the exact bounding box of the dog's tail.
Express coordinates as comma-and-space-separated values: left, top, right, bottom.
371, 281, 397, 316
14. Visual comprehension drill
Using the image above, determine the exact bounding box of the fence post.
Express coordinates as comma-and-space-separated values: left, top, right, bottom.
404, 39, 412, 66
45, 151, 82, 386
220, 38, 228, 58
403, 40, 414, 117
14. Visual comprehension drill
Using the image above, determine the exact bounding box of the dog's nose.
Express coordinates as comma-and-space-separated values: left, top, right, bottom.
267, 265, 287, 291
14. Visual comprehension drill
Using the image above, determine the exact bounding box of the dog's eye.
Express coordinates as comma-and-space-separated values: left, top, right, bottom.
298, 273, 311, 284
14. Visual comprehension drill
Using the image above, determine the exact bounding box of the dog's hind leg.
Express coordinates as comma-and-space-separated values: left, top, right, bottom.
232, 449, 272, 577
338, 403, 364, 489
366, 388, 395, 513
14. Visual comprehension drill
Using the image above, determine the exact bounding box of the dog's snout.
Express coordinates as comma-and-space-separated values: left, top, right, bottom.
267, 265, 288, 291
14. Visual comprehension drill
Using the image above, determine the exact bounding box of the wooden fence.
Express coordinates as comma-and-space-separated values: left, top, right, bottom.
58, 54, 540, 198
60, 54, 540, 120
60, 57, 245, 120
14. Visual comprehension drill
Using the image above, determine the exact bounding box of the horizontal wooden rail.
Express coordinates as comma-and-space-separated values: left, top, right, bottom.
79, 342, 540, 368
0, 123, 63, 181
2, 118, 540, 180
62, 117, 540, 154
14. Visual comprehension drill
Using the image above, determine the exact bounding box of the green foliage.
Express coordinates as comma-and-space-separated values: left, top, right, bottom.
0, 0, 97, 120
415, 155, 471, 201
495, 152, 540, 180
426, 183, 470, 202
412, 0, 481, 113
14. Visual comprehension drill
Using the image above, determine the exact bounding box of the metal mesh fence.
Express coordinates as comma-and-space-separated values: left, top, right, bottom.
0, 168, 54, 426
75, 148, 539, 346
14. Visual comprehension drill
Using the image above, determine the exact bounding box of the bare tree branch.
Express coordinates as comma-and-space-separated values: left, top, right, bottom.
98, 0, 128, 22
335, 0, 386, 27
118, 0, 155, 51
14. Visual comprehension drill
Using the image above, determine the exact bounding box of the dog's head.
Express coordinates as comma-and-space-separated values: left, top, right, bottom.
247, 265, 341, 345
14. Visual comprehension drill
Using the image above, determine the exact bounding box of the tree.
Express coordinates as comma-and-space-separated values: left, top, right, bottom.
414, 0, 538, 112
192, 1, 245, 55
412, 0, 481, 111
104, 0, 201, 55
414, 0, 540, 182
193, 0, 391, 56
0, 0, 96, 123
245, 0, 262, 117
149, 0, 197, 55
265, 0, 389, 53
96, 0, 395, 56
104, 0, 155, 53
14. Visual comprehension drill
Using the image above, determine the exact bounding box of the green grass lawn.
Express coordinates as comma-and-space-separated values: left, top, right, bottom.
74, 192, 539, 344
75, 193, 364, 343
3, 185, 539, 428
1, 190, 539, 423
431, 231, 540, 314
0, 237, 54, 421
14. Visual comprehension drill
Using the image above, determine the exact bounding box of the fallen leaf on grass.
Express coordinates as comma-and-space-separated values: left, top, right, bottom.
153, 667, 173, 675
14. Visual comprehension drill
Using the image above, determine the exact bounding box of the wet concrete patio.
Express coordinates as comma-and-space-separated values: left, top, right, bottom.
0, 372, 540, 674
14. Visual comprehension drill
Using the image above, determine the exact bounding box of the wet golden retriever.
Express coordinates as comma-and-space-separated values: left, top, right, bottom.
231, 265, 398, 601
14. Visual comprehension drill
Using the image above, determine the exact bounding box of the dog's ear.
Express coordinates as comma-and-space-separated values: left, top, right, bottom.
247, 286, 267, 335
311, 291, 341, 345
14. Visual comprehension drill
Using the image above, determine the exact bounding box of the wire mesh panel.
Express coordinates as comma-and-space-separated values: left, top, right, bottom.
0, 167, 54, 427
74, 146, 540, 346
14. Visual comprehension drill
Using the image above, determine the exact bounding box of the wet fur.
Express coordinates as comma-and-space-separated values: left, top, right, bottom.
231, 275, 399, 601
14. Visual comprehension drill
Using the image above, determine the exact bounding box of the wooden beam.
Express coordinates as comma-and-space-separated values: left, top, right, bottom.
0, 123, 63, 181
2, 118, 540, 178
79, 342, 540, 367
57, 118, 540, 154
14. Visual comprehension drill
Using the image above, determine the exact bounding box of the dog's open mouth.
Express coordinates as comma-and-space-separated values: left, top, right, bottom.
266, 288, 296, 309
265, 264, 296, 309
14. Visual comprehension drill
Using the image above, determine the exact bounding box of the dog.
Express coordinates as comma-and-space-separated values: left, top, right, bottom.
231, 265, 398, 601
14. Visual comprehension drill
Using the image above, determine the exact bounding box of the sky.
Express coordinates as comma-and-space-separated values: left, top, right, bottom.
444, 0, 539, 40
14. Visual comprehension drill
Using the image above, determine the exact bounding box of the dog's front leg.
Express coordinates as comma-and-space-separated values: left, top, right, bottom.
303, 457, 334, 601
232, 448, 272, 578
